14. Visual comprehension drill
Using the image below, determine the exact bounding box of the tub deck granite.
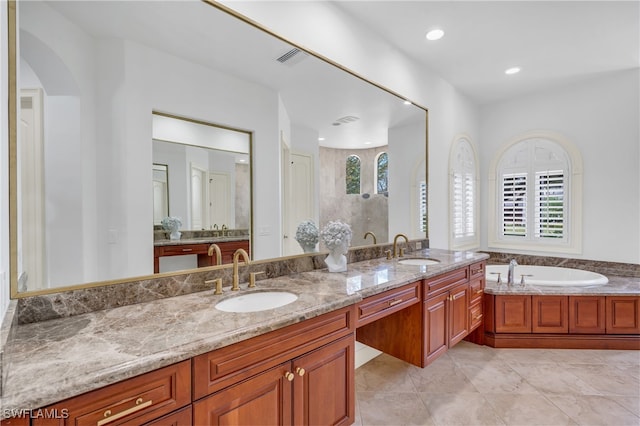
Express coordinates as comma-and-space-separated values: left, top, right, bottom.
1, 248, 638, 413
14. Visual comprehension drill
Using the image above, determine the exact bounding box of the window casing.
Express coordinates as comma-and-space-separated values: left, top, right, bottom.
489, 134, 582, 254
375, 152, 389, 195
449, 137, 478, 249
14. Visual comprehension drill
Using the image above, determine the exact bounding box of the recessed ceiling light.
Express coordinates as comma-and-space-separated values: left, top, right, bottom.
505, 67, 521, 75
318, 137, 325, 141
403, 100, 412, 105
364, 141, 372, 145
426, 29, 444, 41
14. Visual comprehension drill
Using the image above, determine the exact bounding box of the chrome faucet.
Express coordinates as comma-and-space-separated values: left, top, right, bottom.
364, 231, 377, 245
208, 243, 222, 265
221, 224, 228, 237
232, 248, 250, 291
507, 259, 518, 286
392, 233, 409, 258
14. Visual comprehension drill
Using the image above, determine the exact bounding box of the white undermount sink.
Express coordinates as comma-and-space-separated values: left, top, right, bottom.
398, 258, 441, 266
215, 291, 298, 313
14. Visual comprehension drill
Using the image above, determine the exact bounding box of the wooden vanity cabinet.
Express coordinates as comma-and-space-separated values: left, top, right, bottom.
468, 262, 486, 333
153, 240, 250, 273
423, 268, 470, 366
32, 360, 191, 426
193, 306, 355, 426
486, 294, 640, 349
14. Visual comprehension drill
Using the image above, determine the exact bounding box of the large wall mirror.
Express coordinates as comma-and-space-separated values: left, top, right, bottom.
9, 0, 428, 296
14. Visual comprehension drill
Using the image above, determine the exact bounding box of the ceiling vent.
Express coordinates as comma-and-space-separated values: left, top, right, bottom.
276, 48, 308, 66
332, 116, 360, 126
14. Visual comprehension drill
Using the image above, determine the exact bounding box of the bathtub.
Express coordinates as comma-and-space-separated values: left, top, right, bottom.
485, 265, 609, 287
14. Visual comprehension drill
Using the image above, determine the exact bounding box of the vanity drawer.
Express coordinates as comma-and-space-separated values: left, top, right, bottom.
356, 281, 421, 327
157, 244, 209, 256
33, 361, 191, 426
424, 268, 469, 296
469, 302, 484, 331
192, 306, 355, 399
469, 261, 485, 279
469, 277, 485, 305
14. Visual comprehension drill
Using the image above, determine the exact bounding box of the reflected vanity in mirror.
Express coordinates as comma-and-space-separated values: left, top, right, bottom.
9, 0, 427, 296
151, 112, 251, 273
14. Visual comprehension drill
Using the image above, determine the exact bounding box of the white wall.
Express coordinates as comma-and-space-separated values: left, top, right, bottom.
479, 69, 640, 263
220, 1, 481, 250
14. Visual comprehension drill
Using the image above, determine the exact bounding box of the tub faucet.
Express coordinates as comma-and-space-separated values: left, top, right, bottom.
508, 259, 518, 286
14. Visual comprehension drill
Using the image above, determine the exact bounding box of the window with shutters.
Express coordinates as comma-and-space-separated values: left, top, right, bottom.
419, 181, 427, 233
449, 137, 478, 249
489, 134, 582, 254
345, 155, 361, 194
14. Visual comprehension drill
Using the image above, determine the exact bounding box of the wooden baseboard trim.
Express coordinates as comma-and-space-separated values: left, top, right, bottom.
484, 332, 640, 350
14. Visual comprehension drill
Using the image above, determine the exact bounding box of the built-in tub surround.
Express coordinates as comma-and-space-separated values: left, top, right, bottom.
1, 247, 482, 413
486, 265, 609, 287
483, 251, 640, 278
15, 239, 428, 324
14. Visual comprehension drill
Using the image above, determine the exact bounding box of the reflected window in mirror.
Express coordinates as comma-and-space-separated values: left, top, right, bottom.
375, 152, 388, 195
152, 164, 169, 226
346, 155, 361, 195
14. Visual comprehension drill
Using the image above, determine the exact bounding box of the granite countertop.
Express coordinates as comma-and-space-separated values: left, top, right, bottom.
1, 248, 486, 412
154, 236, 249, 246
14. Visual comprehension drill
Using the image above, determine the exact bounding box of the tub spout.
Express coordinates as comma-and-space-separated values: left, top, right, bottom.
508, 259, 518, 286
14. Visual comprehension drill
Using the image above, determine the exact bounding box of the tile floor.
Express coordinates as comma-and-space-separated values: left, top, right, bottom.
354, 341, 640, 426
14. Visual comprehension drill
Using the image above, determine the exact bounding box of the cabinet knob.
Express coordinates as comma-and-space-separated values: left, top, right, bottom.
284, 372, 295, 381
295, 367, 306, 377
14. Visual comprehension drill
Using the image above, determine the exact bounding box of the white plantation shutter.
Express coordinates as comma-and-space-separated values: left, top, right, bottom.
535, 170, 565, 238
419, 181, 427, 233
450, 138, 478, 248
452, 172, 475, 239
501, 173, 527, 237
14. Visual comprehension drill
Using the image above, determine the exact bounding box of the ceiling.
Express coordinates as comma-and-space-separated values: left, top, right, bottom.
335, 1, 640, 105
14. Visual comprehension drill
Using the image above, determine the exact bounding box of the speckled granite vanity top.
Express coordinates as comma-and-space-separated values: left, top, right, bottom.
1, 248, 487, 412
153, 235, 249, 246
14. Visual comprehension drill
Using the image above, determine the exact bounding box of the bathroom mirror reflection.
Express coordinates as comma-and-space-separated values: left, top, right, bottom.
10, 0, 427, 295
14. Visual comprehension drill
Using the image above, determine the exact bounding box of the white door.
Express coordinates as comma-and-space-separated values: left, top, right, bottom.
152, 180, 168, 225
190, 164, 207, 230
284, 151, 314, 255
20, 89, 46, 290
209, 172, 231, 229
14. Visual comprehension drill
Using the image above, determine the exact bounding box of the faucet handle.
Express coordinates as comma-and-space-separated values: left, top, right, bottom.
249, 271, 265, 288
206, 278, 224, 295
385, 250, 392, 260
399, 247, 405, 257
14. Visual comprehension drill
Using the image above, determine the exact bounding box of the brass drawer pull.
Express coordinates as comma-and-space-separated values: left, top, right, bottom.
284, 372, 295, 381
473, 314, 483, 321
97, 398, 152, 426
475, 289, 484, 295
472, 268, 483, 274
388, 299, 403, 307
181, 248, 193, 252
295, 367, 306, 377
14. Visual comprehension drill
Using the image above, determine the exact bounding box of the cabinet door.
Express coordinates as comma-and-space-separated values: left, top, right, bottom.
292, 335, 354, 426
495, 295, 532, 333
606, 296, 640, 334
193, 362, 293, 426
449, 283, 469, 346
424, 292, 448, 365
532, 296, 568, 333
569, 296, 605, 334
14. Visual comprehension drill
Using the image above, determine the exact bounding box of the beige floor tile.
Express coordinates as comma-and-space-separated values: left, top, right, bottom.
485, 394, 576, 425
506, 363, 602, 395
446, 341, 503, 364
356, 353, 417, 393
458, 361, 540, 395
563, 364, 640, 396
613, 396, 640, 417
420, 392, 505, 426
356, 391, 435, 426
409, 360, 478, 394
549, 395, 640, 426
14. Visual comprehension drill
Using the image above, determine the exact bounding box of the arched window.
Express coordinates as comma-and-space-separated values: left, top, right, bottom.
489, 133, 582, 254
449, 137, 478, 249
345, 155, 361, 194
375, 152, 389, 195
